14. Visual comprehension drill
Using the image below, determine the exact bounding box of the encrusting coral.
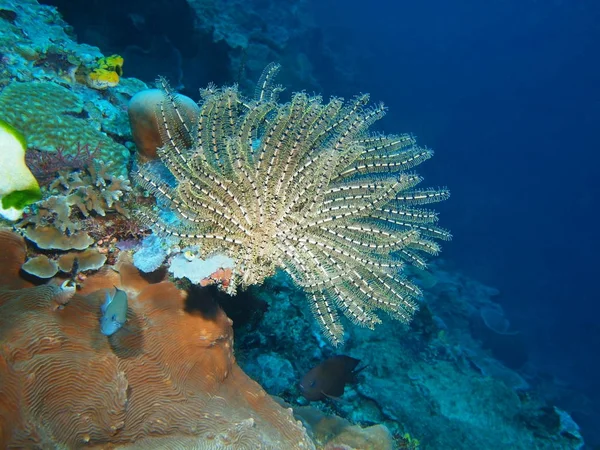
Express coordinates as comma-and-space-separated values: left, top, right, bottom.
0, 81, 130, 177
85, 54, 125, 90
293, 405, 395, 450
0, 229, 315, 449
20, 249, 108, 280
133, 63, 451, 346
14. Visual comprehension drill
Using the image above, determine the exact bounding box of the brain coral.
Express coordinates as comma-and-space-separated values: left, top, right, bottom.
0, 81, 130, 177
0, 229, 314, 449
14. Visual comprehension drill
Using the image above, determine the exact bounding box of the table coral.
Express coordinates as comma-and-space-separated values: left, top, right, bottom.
0, 229, 315, 449
20, 254, 59, 278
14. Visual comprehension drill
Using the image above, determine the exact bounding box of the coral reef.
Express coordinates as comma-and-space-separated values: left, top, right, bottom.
1, 2, 544, 449
86, 54, 124, 90
234, 265, 585, 450
0, 0, 152, 181
13, 163, 134, 281
133, 64, 450, 346
17, 164, 131, 250
0, 81, 130, 176
0, 0, 102, 86
0, 229, 315, 449
186, 0, 317, 82
0, 2, 588, 448
294, 404, 394, 450
26, 142, 104, 186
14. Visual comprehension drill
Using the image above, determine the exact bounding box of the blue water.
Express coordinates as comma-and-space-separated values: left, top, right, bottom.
309, 0, 600, 441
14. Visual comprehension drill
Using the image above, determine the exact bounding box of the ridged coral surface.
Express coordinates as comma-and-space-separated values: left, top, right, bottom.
0, 230, 314, 449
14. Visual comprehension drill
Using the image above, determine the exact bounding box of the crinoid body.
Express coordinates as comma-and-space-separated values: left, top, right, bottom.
133, 63, 451, 345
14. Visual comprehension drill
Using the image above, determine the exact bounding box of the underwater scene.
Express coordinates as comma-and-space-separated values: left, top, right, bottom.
0, 0, 598, 448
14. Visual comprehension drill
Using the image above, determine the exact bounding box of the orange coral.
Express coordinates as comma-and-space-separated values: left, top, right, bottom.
0, 229, 314, 449
200, 267, 233, 289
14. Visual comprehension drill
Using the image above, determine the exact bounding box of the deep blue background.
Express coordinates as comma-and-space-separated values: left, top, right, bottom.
309, 0, 600, 442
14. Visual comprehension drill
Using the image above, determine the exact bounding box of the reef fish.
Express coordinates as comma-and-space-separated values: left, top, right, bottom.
300, 355, 362, 401
100, 286, 128, 336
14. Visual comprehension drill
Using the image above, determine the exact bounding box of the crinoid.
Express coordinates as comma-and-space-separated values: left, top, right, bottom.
133, 64, 451, 345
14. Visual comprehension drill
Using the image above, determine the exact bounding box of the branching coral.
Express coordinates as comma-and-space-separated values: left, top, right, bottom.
133, 63, 451, 346
15, 165, 132, 280
49, 164, 132, 217
18, 164, 131, 250
26, 142, 103, 186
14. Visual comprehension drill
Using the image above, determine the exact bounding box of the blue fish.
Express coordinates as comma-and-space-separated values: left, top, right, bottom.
100, 286, 128, 336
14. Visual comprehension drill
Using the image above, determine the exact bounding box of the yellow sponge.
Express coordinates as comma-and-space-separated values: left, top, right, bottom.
0, 120, 41, 220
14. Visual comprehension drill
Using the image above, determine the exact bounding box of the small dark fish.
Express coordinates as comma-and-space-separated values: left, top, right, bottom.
300, 355, 362, 401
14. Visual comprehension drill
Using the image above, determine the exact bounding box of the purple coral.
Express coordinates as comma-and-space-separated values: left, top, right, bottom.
26, 142, 103, 186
